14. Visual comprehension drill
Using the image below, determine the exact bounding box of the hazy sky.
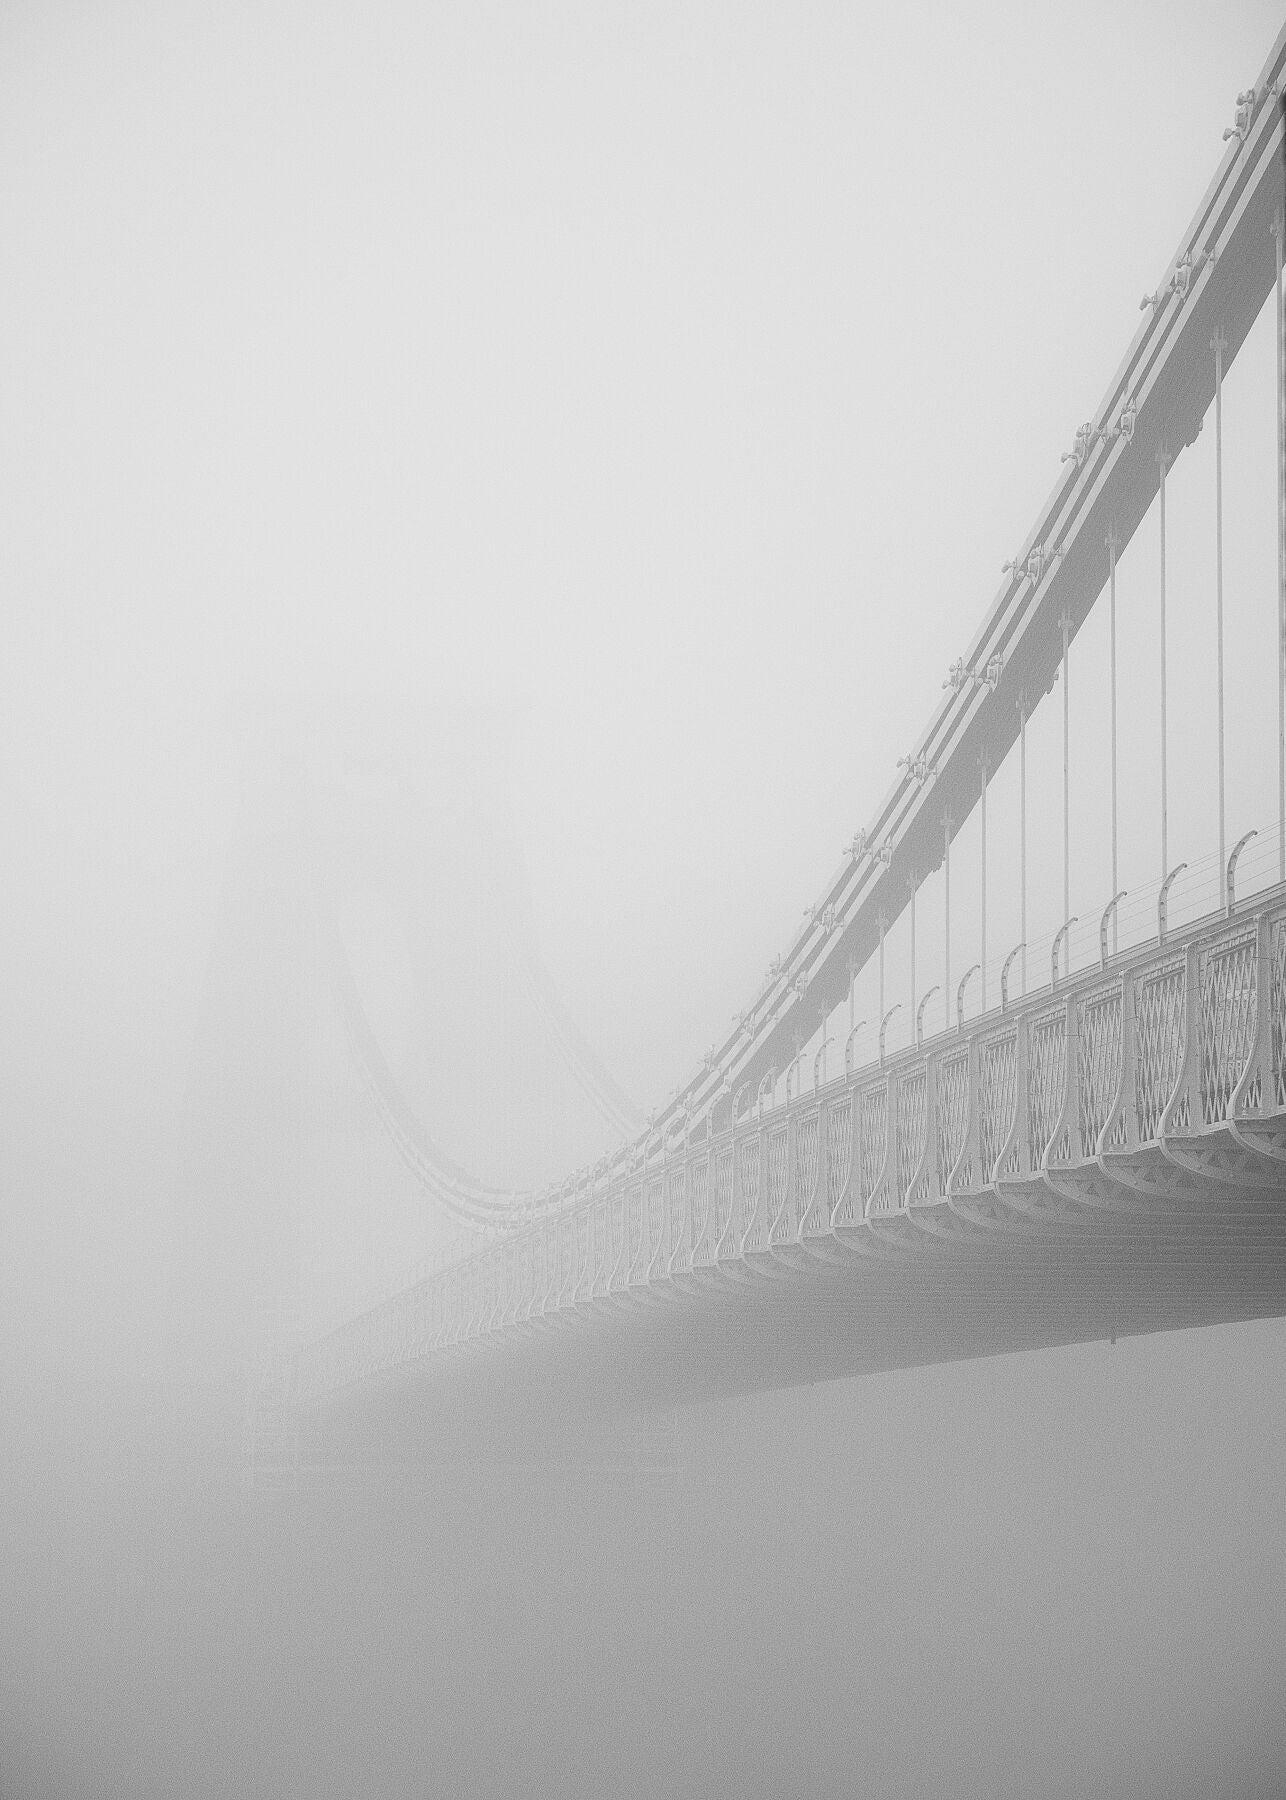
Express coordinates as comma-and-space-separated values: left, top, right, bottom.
3, 0, 1286, 1329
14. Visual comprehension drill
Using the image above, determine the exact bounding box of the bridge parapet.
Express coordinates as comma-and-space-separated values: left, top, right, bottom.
293, 891, 1286, 1408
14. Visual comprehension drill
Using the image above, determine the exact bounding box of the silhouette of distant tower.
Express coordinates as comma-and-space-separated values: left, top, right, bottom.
171, 698, 637, 1379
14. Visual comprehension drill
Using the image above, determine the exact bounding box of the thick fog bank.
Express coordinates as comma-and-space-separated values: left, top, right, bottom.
3, 1318, 1283, 1799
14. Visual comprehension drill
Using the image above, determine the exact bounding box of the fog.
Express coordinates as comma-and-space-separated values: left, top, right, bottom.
3, 1, 1286, 1794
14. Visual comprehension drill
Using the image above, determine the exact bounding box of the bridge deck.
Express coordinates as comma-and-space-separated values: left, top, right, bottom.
305, 1183, 1286, 1462
294, 893, 1286, 1446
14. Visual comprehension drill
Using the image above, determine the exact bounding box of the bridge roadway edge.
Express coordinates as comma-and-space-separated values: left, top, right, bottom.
299, 1182, 1286, 1466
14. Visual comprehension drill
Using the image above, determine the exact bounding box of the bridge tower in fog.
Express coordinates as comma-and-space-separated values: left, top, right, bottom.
172, 700, 638, 1385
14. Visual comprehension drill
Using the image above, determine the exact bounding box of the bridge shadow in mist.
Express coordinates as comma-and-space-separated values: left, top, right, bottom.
3, 1317, 1284, 1800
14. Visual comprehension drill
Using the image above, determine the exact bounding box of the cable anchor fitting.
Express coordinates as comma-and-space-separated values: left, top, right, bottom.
1061, 421, 1098, 469
1140, 245, 1215, 312
1108, 397, 1138, 445
896, 752, 933, 786
1224, 84, 1276, 143
1003, 544, 1063, 588
804, 902, 839, 934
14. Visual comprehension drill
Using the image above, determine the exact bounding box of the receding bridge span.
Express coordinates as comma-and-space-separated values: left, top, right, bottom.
273, 25, 1286, 1460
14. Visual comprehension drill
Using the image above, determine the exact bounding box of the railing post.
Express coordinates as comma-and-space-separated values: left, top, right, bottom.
923, 1053, 940, 1201
1231, 910, 1273, 1121
951, 1035, 982, 1197
1011, 1010, 1030, 1177
751, 1111, 770, 1249
716, 1129, 738, 1263
1185, 940, 1204, 1130
886, 1066, 902, 1210
1161, 941, 1203, 1140
1051, 993, 1079, 1169
812, 1094, 831, 1232
785, 1105, 799, 1237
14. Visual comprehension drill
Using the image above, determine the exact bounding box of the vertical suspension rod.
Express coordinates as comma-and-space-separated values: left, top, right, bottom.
1214, 328, 1227, 877
878, 914, 886, 1026
1158, 447, 1171, 888
1107, 531, 1120, 954
909, 878, 916, 1045
1277, 216, 1286, 882
980, 756, 988, 1013
1018, 697, 1027, 996
1061, 610, 1071, 937
936, 813, 943, 1029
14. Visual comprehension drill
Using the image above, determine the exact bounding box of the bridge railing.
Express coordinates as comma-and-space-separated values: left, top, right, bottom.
292, 888, 1286, 1404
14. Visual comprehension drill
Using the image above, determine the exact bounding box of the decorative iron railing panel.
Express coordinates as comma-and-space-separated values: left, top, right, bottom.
1028, 1008, 1068, 1167
609, 1190, 625, 1288
521, 1235, 536, 1321
713, 1146, 734, 1246
667, 1165, 689, 1272
937, 1049, 970, 1190
858, 1084, 887, 1207
592, 1199, 608, 1298
1078, 983, 1124, 1156
560, 1218, 575, 1306
574, 1210, 590, 1302
737, 1137, 761, 1245
826, 1097, 852, 1221
1136, 959, 1187, 1140
765, 1127, 789, 1235
1200, 927, 1258, 1123
978, 1032, 1017, 1183
1273, 919, 1286, 1111
898, 1066, 927, 1205
646, 1179, 664, 1266
795, 1111, 820, 1232
689, 1157, 710, 1264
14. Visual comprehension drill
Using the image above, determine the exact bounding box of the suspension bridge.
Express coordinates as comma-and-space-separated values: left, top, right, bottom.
236, 28, 1286, 1470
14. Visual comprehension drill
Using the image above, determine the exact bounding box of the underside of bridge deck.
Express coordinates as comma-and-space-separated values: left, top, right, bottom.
300, 1176, 1286, 1466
